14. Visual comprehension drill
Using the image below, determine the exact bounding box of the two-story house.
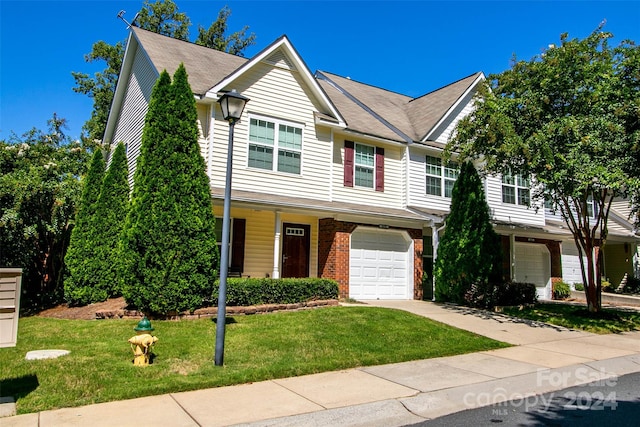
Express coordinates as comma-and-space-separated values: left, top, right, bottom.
104, 28, 640, 301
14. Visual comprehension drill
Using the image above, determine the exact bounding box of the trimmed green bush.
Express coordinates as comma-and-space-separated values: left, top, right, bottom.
493, 282, 537, 306
625, 277, 640, 294
553, 281, 571, 300
575, 283, 585, 291
212, 278, 339, 306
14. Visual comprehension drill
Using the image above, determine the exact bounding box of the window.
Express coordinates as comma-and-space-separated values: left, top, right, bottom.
502, 171, 530, 205
248, 117, 302, 174
355, 143, 375, 188
343, 141, 384, 191
425, 155, 459, 198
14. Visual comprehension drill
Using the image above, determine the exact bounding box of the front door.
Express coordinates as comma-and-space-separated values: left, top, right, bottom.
282, 223, 310, 278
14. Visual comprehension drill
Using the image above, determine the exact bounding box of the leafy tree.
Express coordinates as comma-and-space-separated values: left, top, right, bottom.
447, 26, 640, 312
0, 115, 89, 310
135, 0, 190, 40
119, 64, 218, 315
196, 6, 256, 55
71, 41, 124, 146
64, 149, 106, 305
72, 0, 255, 143
434, 161, 502, 307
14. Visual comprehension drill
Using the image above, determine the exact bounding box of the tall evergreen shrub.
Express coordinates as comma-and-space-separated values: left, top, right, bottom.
89, 142, 130, 301
64, 149, 105, 305
119, 64, 218, 315
434, 161, 502, 307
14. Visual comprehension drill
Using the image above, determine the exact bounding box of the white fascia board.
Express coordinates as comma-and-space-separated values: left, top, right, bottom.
204, 36, 346, 127
422, 72, 485, 143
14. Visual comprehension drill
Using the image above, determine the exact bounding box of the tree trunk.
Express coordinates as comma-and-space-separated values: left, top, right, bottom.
582, 239, 601, 313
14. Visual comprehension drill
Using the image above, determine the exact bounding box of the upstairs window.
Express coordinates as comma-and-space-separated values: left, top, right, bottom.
344, 141, 384, 191
425, 155, 459, 198
248, 117, 302, 174
502, 171, 530, 205
355, 143, 375, 188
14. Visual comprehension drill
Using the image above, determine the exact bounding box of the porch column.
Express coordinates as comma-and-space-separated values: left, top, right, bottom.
431, 223, 441, 302
272, 211, 281, 279
510, 233, 516, 281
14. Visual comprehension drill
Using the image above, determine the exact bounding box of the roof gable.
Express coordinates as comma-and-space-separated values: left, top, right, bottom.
131, 27, 248, 96
410, 72, 484, 142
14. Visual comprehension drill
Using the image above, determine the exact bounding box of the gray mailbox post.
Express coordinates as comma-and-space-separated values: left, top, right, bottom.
0, 268, 22, 348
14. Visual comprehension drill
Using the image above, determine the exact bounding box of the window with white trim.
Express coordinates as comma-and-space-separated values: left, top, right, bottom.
248, 117, 303, 174
355, 143, 375, 188
502, 171, 530, 205
425, 155, 459, 198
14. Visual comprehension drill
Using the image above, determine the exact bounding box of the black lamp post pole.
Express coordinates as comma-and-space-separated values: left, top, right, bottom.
214, 118, 236, 366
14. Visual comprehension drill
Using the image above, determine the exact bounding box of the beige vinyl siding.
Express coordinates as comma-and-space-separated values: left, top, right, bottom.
485, 175, 545, 226
407, 147, 454, 212
208, 61, 332, 201
330, 135, 405, 209
211, 207, 318, 278
111, 46, 158, 186
611, 199, 635, 223
196, 104, 210, 167
430, 91, 475, 144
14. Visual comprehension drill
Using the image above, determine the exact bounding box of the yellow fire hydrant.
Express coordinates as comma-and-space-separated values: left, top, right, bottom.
129, 316, 158, 366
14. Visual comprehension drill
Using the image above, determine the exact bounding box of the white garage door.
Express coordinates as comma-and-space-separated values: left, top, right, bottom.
349, 228, 412, 300
562, 242, 587, 285
514, 243, 551, 300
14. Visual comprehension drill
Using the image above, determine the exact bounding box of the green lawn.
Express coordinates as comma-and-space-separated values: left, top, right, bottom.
0, 306, 507, 414
503, 302, 640, 334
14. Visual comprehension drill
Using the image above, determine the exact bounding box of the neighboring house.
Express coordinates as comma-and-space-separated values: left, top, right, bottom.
104, 28, 640, 301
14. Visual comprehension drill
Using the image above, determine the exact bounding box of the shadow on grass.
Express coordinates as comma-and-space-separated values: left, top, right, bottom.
438, 303, 576, 332
211, 317, 238, 325
0, 374, 39, 401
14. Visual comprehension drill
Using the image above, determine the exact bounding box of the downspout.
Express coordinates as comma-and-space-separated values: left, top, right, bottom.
431, 223, 446, 301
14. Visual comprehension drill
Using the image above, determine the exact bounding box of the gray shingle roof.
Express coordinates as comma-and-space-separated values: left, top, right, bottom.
131, 27, 248, 96
315, 71, 481, 143
132, 28, 481, 142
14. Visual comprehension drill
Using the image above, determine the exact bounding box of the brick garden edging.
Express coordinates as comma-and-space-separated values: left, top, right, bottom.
95, 299, 340, 320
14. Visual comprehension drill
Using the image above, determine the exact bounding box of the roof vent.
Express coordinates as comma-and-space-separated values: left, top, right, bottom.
264, 50, 296, 70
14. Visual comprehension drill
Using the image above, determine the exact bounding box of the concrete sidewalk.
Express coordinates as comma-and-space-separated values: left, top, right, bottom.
3, 300, 640, 426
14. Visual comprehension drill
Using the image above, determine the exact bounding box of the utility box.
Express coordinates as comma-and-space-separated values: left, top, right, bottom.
0, 268, 22, 348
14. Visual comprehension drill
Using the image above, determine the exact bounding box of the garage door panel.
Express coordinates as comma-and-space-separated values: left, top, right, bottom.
350, 229, 412, 300
515, 243, 551, 300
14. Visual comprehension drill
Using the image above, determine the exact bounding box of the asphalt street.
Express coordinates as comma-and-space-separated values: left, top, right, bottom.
410, 371, 640, 427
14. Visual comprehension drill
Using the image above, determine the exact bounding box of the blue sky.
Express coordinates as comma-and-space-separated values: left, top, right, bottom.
1, 0, 639, 141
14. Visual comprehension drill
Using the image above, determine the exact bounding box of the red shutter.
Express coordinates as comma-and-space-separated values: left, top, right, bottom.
375, 147, 384, 192
344, 141, 354, 187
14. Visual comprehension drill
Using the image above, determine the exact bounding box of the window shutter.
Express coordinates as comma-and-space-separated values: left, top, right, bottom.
230, 218, 246, 274
375, 147, 384, 192
344, 141, 354, 187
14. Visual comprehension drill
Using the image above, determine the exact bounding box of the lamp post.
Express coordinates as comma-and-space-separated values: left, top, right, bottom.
215, 89, 249, 366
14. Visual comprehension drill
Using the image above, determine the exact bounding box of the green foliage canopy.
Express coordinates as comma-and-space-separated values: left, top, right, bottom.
0, 115, 89, 310
72, 0, 256, 143
447, 25, 640, 312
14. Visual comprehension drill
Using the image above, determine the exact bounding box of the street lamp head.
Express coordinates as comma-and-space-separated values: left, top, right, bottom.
218, 89, 250, 123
